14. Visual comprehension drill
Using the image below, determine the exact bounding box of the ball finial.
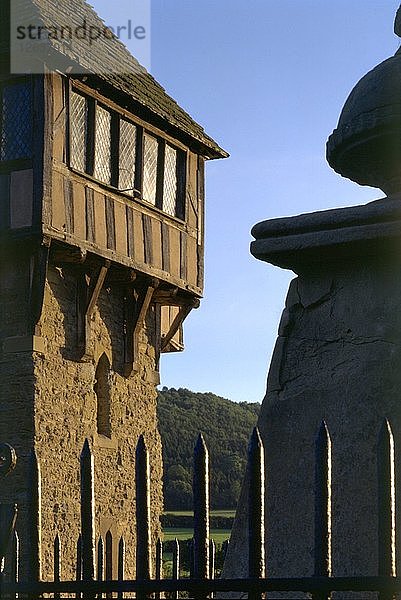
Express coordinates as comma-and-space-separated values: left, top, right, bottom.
394, 5, 401, 37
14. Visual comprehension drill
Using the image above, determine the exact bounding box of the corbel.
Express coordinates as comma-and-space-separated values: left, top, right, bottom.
29, 237, 51, 335
161, 298, 200, 352
77, 259, 110, 359
123, 277, 159, 377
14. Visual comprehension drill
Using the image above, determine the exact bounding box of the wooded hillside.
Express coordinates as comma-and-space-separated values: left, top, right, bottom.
157, 387, 260, 510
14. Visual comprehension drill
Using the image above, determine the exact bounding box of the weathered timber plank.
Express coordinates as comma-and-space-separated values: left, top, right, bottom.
133, 210, 145, 263
126, 205, 135, 258
169, 227, 181, 279
85, 187, 95, 243
105, 196, 116, 251
10, 169, 34, 229
151, 218, 162, 270
94, 191, 107, 248
142, 214, 153, 265
51, 170, 65, 232
180, 231, 187, 281
161, 222, 170, 273
64, 178, 74, 234
0, 174, 10, 230
115, 201, 128, 255
186, 235, 198, 288
72, 181, 86, 239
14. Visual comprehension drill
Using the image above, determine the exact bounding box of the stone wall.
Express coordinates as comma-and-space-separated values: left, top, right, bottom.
0, 258, 164, 580
224, 254, 401, 597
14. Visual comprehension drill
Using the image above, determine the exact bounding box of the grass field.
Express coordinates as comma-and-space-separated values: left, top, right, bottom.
163, 510, 236, 518
162, 527, 231, 544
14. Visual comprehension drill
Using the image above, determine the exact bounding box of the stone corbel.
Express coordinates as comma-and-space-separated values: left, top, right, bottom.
77, 259, 110, 360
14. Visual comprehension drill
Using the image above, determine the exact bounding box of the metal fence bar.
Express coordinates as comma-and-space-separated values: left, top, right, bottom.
10, 530, 19, 600
97, 536, 104, 583
0, 504, 17, 578
313, 421, 332, 600
3, 575, 401, 595
80, 439, 96, 600
209, 539, 215, 599
378, 419, 396, 600
28, 448, 42, 582
136, 435, 152, 599
117, 537, 125, 600
248, 427, 265, 600
54, 533, 61, 600
193, 433, 210, 599
155, 538, 163, 600
171, 537, 179, 600
189, 538, 194, 579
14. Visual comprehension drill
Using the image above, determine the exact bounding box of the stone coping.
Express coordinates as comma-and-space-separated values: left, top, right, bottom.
251, 195, 401, 271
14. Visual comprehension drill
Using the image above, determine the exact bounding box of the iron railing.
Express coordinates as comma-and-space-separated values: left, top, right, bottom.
0, 421, 400, 599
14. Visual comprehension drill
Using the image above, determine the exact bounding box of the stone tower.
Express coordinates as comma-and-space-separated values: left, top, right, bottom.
0, 0, 227, 581
224, 5, 401, 597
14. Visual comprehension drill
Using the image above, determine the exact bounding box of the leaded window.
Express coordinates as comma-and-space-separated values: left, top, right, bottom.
94, 106, 112, 184
0, 81, 32, 162
68, 87, 187, 219
119, 119, 137, 195
163, 145, 178, 216
142, 133, 158, 205
70, 91, 87, 172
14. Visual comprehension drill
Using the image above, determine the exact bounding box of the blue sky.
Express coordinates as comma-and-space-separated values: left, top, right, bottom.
91, 1, 400, 402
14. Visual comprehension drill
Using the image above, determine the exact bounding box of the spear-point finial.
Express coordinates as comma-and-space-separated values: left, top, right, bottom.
394, 5, 401, 37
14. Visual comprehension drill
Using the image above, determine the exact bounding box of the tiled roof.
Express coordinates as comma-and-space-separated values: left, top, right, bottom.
27, 0, 228, 159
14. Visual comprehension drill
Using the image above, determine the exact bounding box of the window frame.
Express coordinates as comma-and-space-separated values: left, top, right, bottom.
68, 82, 187, 221
0, 77, 33, 171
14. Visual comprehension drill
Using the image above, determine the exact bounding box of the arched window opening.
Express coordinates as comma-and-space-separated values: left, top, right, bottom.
94, 353, 111, 438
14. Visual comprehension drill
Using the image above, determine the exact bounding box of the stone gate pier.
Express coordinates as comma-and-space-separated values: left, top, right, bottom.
223, 5, 401, 598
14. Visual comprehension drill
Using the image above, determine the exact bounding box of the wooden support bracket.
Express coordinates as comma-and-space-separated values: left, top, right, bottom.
29, 238, 51, 335
123, 277, 159, 377
161, 298, 200, 352
77, 260, 110, 359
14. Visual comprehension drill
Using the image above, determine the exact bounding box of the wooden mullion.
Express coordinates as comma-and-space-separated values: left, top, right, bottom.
111, 113, 120, 188
86, 97, 96, 176
66, 78, 72, 168
176, 149, 187, 220
155, 139, 165, 211
134, 127, 144, 199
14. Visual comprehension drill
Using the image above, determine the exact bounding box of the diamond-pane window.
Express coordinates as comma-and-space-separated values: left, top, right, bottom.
70, 91, 87, 172
163, 145, 177, 216
142, 133, 158, 205
94, 106, 112, 184
1, 82, 32, 162
119, 119, 137, 195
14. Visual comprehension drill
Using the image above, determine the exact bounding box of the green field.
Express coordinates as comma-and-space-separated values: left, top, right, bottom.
162, 527, 231, 545
163, 510, 235, 518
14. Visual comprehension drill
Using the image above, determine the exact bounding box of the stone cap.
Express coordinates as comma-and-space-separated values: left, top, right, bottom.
326, 6, 401, 194
251, 196, 401, 272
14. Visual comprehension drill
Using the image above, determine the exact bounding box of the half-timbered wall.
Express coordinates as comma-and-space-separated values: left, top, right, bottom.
45, 73, 205, 297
